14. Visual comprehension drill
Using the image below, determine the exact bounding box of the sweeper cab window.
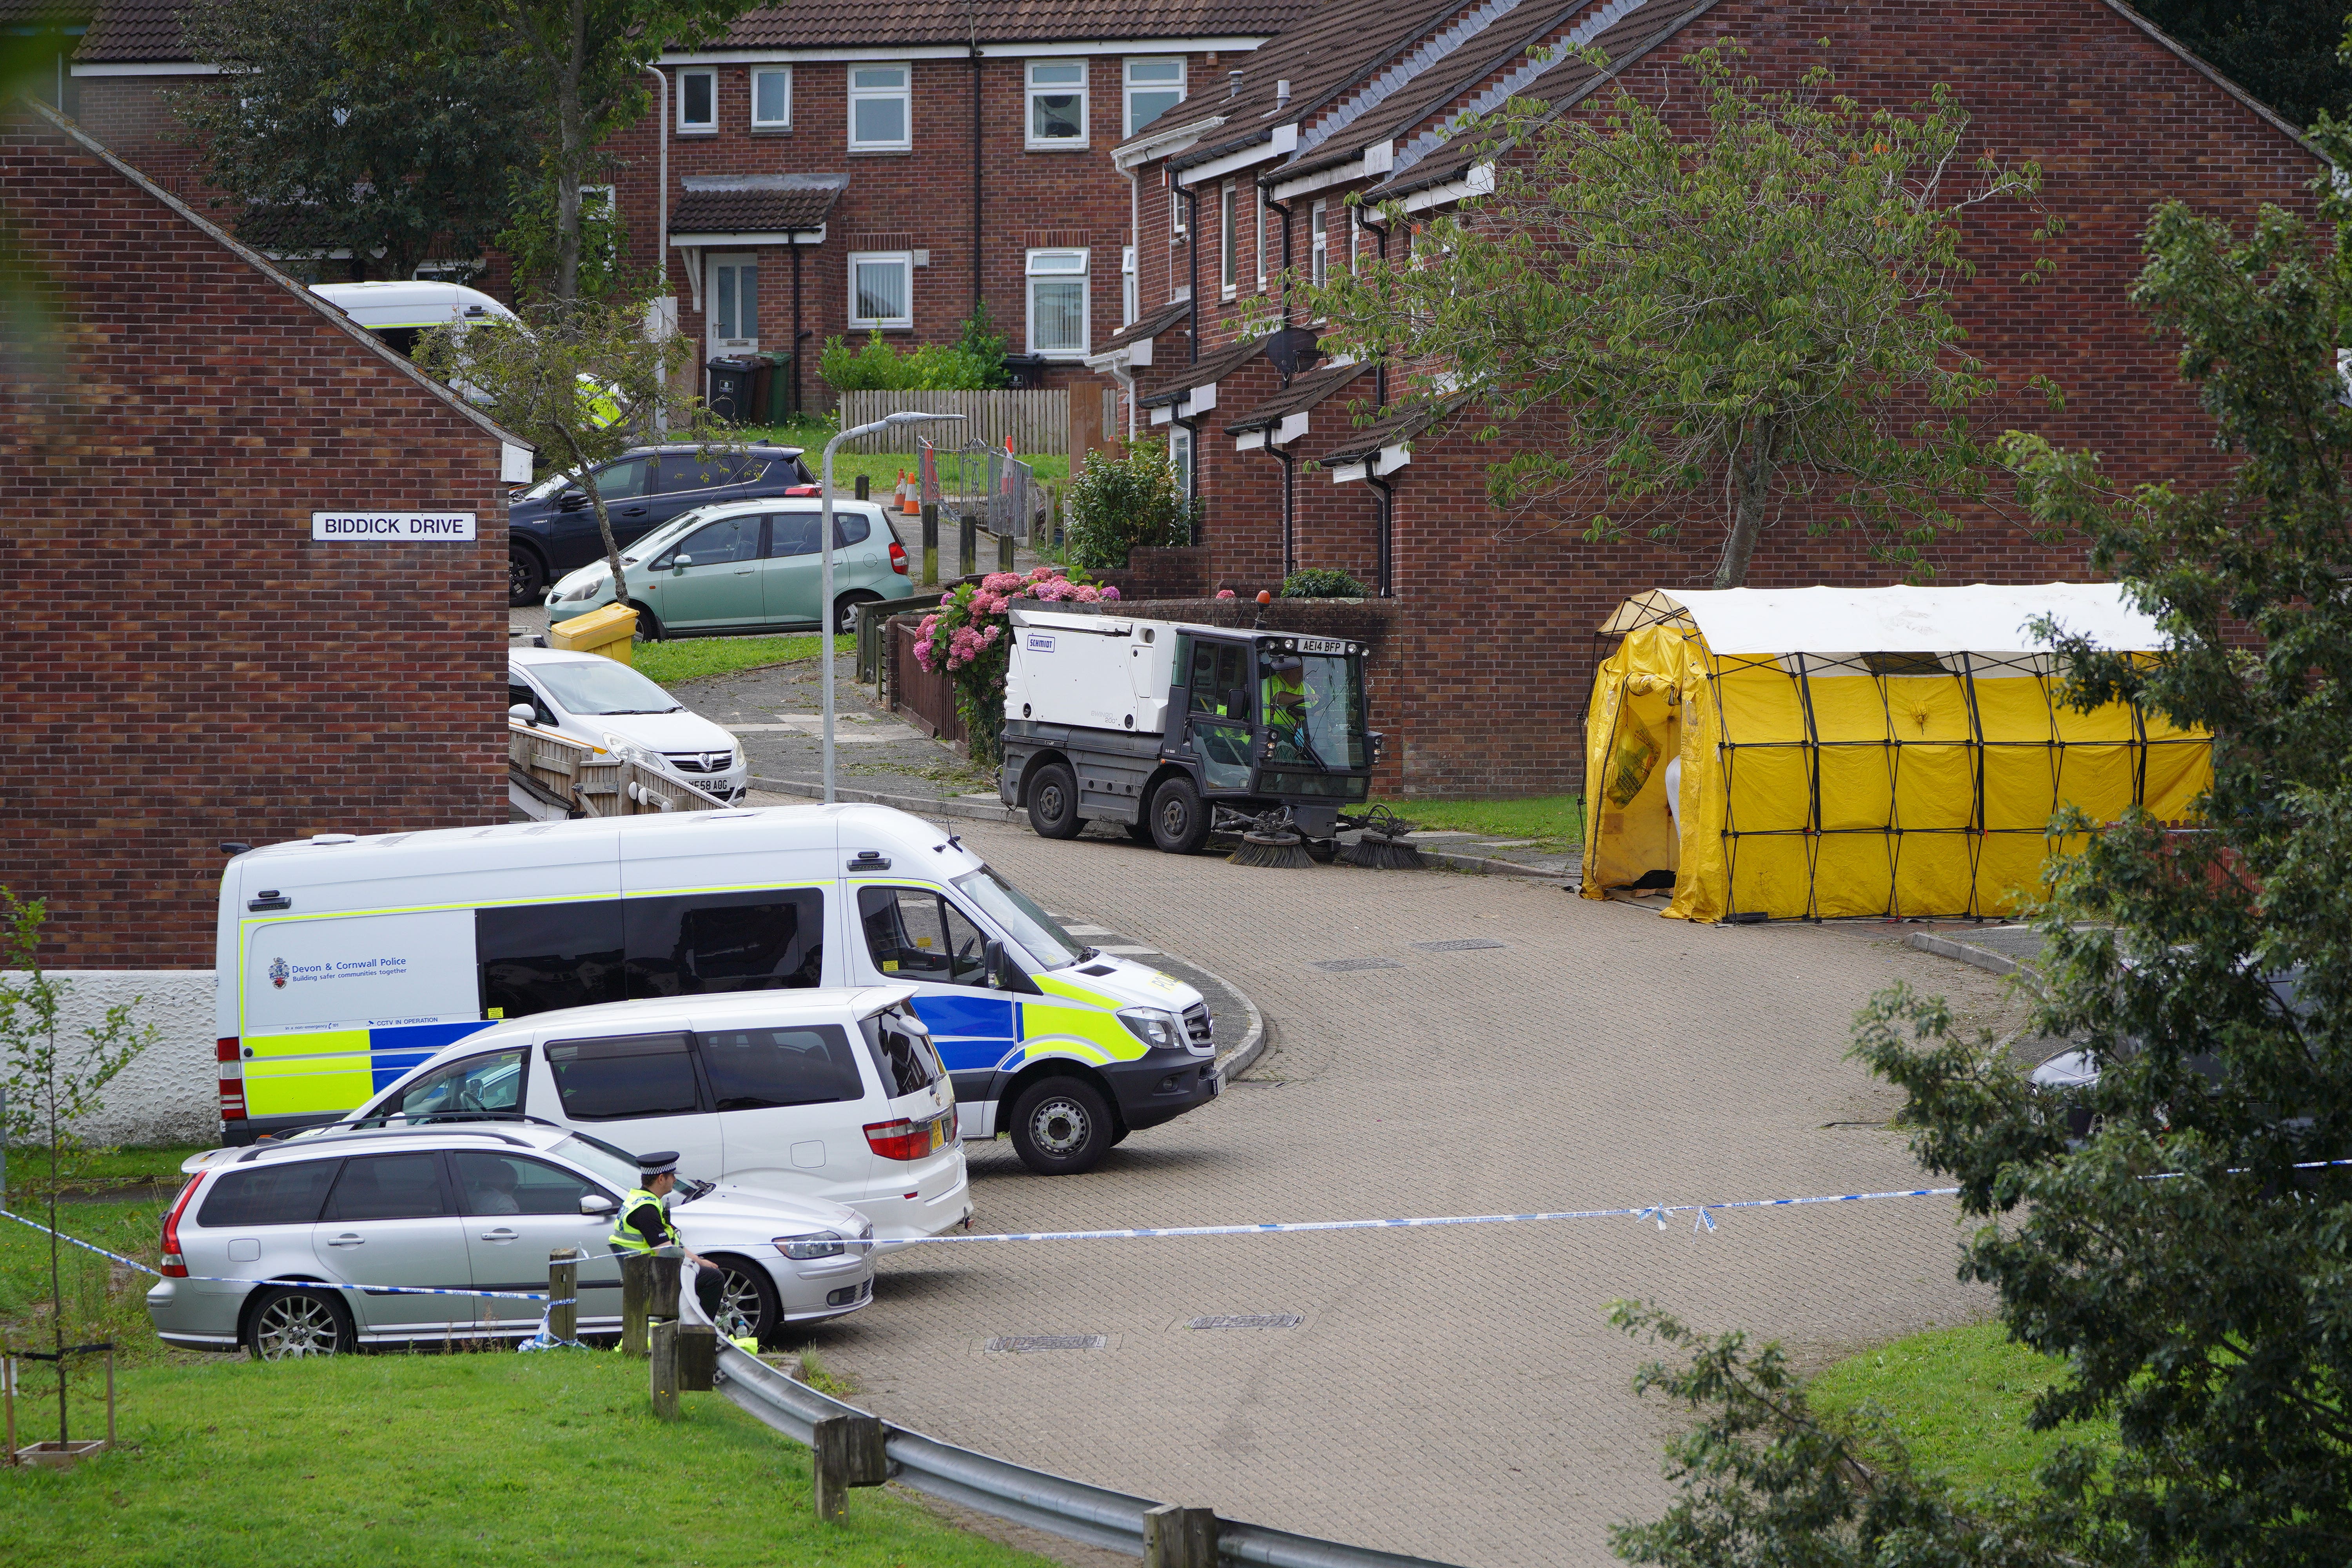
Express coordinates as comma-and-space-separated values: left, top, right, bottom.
1258, 641, 1368, 791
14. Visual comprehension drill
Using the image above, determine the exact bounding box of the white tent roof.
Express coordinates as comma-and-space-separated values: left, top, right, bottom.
1612, 583, 2164, 655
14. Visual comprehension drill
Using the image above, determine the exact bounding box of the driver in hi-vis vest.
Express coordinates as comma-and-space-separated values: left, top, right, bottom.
1261, 653, 1319, 760
608, 1151, 724, 1320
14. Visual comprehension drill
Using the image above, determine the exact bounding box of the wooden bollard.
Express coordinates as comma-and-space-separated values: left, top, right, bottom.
619, 1253, 654, 1357
921, 501, 939, 585
677, 1325, 717, 1391
958, 515, 977, 578
649, 1321, 680, 1421
1143, 1504, 1219, 1568
648, 1249, 681, 1320
998, 530, 1015, 572
548, 1248, 579, 1343
811, 1413, 888, 1523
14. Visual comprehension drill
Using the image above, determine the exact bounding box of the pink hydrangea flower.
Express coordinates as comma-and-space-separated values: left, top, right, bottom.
1216, 589, 1236, 600
1100, 586, 1120, 601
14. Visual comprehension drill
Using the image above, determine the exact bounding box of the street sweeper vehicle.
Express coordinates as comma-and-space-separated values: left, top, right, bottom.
998, 606, 1421, 867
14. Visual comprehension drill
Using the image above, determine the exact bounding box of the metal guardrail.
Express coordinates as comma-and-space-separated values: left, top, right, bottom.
708, 1338, 1464, 1567
508, 725, 729, 818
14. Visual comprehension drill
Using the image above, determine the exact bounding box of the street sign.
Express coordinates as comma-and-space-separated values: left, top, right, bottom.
311, 512, 479, 541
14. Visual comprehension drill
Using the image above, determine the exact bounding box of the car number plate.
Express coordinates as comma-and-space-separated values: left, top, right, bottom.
930, 1115, 948, 1151
1296, 637, 1348, 654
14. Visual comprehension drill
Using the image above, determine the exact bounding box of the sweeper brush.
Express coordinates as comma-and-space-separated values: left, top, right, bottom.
1338, 805, 1425, 870
1223, 808, 1316, 869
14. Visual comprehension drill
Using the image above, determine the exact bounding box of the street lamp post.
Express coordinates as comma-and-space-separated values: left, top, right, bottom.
822, 411, 965, 802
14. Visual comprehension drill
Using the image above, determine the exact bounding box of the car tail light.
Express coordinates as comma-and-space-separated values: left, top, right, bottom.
864, 1111, 948, 1161
888, 541, 909, 575
160, 1175, 200, 1277
216, 1036, 245, 1121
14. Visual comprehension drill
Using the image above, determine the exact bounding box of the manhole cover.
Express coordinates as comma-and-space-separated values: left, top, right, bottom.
1309, 957, 1401, 972
986, 1334, 1107, 1352
1411, 938, 1508, 951
1187, 1314, 1302, 1330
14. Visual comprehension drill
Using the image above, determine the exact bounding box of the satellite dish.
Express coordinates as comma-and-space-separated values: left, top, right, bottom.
1264, 326, 1324, 380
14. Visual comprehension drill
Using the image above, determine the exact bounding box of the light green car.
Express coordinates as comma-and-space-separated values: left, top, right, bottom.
544, 497, 916, 638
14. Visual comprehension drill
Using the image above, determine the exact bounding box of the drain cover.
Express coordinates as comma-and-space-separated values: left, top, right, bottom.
1309, 957, 1401, 972
1188, 1314, 1302, 1330
1411, 938, 1508, 952
986, 1334, 1107, 1352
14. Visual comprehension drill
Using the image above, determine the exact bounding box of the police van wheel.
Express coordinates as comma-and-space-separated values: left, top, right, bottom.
247, 1285, 353, 1361
1008, 1077, 1114, 1175
1147, 777, 1211, 855
708, 1254, 780, 1343
1028, 762, 1084, 840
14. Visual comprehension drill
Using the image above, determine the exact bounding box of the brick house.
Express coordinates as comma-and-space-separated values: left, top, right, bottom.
54, 0, 1314, 413
1, 98, 529, 978
1098, 0, 2325, 796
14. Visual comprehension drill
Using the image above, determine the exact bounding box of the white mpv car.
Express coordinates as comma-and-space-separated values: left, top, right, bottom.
508, 646, 748, 801
335, 987, 970, 1241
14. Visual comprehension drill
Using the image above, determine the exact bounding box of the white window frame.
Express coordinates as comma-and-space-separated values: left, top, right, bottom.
1310, 200, 1328, 289
1169, 423, 1194, 500
1219, 181, 1238, 299
1122, 244, 1137, 326
1025, 248, 1090, 358
849, 250, 913, 329
1123, 56, 1187, 138
1025, 59, 1088, 150
1350, 205, 1365, 275
677, 67, 717, 134
1255, 184, 1269, 290
750, 66, 792, 129
848, 62, 912, 152
1169, 177, 1187, 238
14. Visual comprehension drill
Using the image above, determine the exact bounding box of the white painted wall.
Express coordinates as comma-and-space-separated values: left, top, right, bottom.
2, 971, 219, 1148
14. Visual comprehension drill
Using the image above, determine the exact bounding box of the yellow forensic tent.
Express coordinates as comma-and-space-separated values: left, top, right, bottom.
1581, 584, 2210, 923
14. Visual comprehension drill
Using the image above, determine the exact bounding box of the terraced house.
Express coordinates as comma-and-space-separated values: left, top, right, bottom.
47, 0, 1312, 411
1097, 0, 2325, 795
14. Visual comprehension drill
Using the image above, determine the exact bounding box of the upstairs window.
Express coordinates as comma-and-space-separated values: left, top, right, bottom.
1219, 181, 1237, 296
1026, 60, 1087, 148
1310, 201, 1328, 288
1256, 185, 1269, 289
1169, 180, 1187, 238
1124, 56, 1185, 137
850, 63, 911, 151
751, 67, 791, 129
678, 68, 716, 133
1122, 244, 1136, 326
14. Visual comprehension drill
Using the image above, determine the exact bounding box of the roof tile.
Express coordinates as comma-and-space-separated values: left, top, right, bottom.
671, 173, 847, 235
1221, 356, 1372, 432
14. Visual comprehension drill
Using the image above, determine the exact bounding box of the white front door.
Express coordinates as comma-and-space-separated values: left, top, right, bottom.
708, 254, 759, 355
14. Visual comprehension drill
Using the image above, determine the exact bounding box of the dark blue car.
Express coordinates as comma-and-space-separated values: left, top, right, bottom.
506, 443, 817, 604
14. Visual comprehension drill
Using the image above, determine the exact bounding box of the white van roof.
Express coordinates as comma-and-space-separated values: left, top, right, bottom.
451, 985, 925, 1049
311, 281, 521, 330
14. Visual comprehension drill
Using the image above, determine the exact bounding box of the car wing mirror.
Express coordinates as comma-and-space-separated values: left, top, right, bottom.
580, 1193, 617, 1216
558, 490, 588, 511
508, 703, 537, 724
671, 554, 693, 569
982, 937, 1007, 989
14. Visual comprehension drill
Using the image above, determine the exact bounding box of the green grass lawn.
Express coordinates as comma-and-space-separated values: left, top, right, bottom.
633, 632, 849, 687
1373, 793, 1587, 850
2, 1196, 170, 1357
742, 417, 1071, 492
1807, 1320, 2113, 1497
0, 1351, 1055, 1568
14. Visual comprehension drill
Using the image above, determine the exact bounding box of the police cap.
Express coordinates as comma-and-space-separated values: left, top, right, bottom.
635, 1150, 681, 1178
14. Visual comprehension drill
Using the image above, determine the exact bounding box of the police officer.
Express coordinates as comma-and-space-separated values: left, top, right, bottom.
610, 1151, 724, 1321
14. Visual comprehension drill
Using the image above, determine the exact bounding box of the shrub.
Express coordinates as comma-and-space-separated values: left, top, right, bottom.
1281, 568, 1368, 598
1063, 437, 1201, 570
817, 309, 1008, 392
912, 568, 1118, 768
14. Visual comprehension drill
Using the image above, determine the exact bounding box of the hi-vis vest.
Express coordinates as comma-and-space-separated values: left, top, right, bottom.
610, 1187, 678, 1255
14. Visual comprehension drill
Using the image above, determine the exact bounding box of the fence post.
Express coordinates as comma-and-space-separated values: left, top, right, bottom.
649, 1320, 680, 1420
619, 1253, 654, 1357
811, 1413, 888, 1523
855, 473, 869, 501
921, 501, 939, 586
958, 515, 976, 579
548, 1248, 579, 1343
1143, 1504, 1220, 1568
998, 531, 1015, 572
677, 1324, 718, 1390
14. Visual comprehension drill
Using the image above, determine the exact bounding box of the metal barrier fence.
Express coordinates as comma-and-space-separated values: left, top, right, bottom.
837, 389, 1068, 454
921, 438, 1034, 540
508, 725, 728, 818
708, 1336, 1463, 1568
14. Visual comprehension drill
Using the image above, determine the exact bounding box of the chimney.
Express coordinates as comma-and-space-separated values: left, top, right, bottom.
1228, 69, 1243, 98
1275, 79, 1291, 109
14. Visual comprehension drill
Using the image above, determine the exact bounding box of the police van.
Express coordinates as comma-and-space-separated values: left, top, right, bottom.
215, 803, 1221, 1174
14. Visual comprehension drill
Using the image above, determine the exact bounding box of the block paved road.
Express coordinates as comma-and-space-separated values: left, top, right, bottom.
791, 817, 2018, 1568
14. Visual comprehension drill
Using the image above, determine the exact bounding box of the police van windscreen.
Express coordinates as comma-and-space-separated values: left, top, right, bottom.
953, 868, 1083, 969
532, 660, 684, 716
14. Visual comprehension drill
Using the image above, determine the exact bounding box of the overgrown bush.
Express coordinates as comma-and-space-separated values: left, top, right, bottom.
818, 308, 1008, 392
913, 568, 1118, 768
1281, 568, 1367, 598
1063, 437, 1201, 570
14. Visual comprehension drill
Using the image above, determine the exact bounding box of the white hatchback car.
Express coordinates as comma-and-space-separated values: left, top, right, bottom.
335, 987, 971, 1241
508, 646, 748, 801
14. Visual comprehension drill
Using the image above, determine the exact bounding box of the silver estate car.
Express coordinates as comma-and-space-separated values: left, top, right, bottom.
147, 1121, 875, 1359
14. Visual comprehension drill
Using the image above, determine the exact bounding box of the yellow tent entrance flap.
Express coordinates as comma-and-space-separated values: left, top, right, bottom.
1580, 585, 2212, 924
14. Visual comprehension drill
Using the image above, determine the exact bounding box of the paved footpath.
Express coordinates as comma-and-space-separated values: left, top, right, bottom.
783, 816, 2021, 1568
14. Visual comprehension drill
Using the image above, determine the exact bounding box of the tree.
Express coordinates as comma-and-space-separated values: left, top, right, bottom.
423, 0, 750, 300
1612, 133, 2352, 1567
421, 290, 723, 610
2132, 0, 2352, 131
1062, 436, 1200, 570
1305, 47, 2057, 587
0, 889, 154, 1451
170, 0, 536, 282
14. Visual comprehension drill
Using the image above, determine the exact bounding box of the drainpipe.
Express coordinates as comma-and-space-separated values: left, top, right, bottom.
791, 238, 805, 416
648, 65, 670, 426
1183, 180, 1200, 364
1366, 470, 1394, 599
1257, 177, 1293, 326
970, 36, 984, 316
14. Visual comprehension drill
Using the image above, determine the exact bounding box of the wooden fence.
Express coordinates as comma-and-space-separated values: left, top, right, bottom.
835, 390, 1068, 455
888, 618, 967, 748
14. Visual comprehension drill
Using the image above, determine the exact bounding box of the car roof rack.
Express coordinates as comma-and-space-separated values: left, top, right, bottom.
235, 1122, 541, 1161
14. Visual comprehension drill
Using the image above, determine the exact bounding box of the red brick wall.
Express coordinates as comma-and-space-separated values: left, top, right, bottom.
0, 111, 512, 967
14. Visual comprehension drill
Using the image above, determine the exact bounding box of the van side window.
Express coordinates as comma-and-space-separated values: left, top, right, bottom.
388, 1050, 525, 1120
196, 1160, 340, 1227
858, 1007, 945, 1095
857, 886, 989, 987
478, 902, 624, 1021
545, 1032, 703, 1120
696, 1026, 866, 1109
624, 890, 824, 998
321, 1152, 450, 1221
